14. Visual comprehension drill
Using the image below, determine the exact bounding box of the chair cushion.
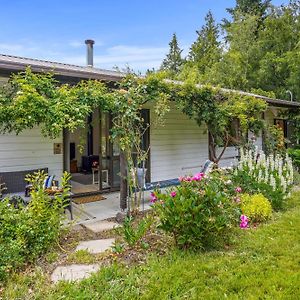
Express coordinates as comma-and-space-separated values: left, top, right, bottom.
44, 175, 55, 189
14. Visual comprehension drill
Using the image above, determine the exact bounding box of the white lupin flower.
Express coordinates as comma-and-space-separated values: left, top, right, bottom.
236, 148, 294, 196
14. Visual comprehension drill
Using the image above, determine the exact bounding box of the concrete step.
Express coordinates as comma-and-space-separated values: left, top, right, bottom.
82, 220, 120, 233
51, 264, 100, 283
75, 238, 115, 254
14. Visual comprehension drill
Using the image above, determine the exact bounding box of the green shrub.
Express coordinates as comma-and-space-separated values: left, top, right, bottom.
240, 193, 272, 223
287, 148, 300, 171
0, 171, 70, 281
153, 174, 239, 250
116, 215, 153, 248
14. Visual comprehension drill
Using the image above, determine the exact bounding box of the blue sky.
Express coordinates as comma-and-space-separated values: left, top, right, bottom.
0, 0, 289, 72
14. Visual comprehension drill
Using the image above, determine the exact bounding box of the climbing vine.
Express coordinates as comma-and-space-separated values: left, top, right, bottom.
0, 68, 272, 210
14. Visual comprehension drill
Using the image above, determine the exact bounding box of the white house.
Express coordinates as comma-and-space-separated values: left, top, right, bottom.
0, 42, 299, 209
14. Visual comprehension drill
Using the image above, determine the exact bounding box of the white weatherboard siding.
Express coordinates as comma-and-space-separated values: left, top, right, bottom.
149, 104, 208, 182
0, 127, 63, 180
217, 147, 239, 168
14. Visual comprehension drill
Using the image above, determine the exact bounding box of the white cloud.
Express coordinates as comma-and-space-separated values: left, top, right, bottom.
59, 44, 169, 73
0, 41, 170, 73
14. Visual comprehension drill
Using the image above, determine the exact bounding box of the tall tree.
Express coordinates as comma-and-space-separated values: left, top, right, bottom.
223, 0, 271, 30
188, 11, 221, 75
209, 13, 260, 90
227, 0, 271, 19
160, 33, 184, 75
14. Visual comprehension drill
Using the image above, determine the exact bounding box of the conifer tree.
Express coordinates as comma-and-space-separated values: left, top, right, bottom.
188, 11, 221, 74
160, 33, 184, 74
227, 0, 271, 18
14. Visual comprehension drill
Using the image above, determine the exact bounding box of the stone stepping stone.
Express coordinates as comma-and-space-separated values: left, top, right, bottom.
82, 220, 120, 233
51, 264, 100, 283
75, 238, 115, 254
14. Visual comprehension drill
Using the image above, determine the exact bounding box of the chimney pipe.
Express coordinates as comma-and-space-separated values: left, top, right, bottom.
85, 39, 95, 67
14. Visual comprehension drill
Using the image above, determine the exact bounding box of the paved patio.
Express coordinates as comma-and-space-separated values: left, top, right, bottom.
71, 190, 154, 225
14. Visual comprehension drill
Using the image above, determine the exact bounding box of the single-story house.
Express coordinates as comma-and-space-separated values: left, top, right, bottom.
0, 40, 299, 210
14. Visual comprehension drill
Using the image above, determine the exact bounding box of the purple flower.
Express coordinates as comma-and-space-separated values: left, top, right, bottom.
235, 187, 242, 193
170, 191, 177, 198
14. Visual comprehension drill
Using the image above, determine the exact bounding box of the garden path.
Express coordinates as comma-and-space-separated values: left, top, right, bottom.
51, 220, 118, 283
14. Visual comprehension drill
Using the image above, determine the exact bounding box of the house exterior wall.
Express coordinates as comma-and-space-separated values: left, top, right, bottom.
149, 103, 209, 182
0, 127, 63, 180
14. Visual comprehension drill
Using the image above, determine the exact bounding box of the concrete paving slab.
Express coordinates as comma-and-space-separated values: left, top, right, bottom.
51, 264, 100, 282
75, 238, 115, 254
82, 220, 120, 233
73, 191, 154, 223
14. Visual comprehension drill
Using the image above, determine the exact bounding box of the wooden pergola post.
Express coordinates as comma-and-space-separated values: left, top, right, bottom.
119, 150, 128, 210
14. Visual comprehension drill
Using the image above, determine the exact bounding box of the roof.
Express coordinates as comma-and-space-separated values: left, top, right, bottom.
164, 79, 300, 109
0, 53, 299, 108
0, 54, 125, 82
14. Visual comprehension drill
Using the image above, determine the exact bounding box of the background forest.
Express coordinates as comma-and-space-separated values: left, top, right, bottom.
159, 0, 300, 102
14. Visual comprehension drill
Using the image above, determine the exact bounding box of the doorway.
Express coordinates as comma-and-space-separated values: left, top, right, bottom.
65, 109, 150, 195
65, 110, 121, 195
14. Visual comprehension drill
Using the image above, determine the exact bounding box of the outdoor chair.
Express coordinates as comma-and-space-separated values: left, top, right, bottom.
144, 160, 214, 192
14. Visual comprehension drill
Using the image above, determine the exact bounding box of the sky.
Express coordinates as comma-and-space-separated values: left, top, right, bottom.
0, 0, 289, 73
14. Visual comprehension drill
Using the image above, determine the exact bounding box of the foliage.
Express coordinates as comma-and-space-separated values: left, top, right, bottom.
187, 11, 221, 77
264, 124, 286, 155
225, 0, 271, 24
116, 215, 153, 247
232, 148, 294, 210
0, 68, 112, 138
152, 173, 239, 250
110, 74, 170, 211
0, 171, 70, 281
172, 81, 267, 162
287, 148, 300, 171
160, 33, 184, 75
285, 107, 300, 145
4, 191, 300, 299
166, 2, 300, 101
240, 193, 272, 223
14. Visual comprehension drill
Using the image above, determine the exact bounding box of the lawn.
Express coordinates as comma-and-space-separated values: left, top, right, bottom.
3, 191, 300, 300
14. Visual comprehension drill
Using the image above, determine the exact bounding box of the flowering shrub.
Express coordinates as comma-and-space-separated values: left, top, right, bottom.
240, 193, 272, 223
233, 149, 294, 210
152, 173, 239, 250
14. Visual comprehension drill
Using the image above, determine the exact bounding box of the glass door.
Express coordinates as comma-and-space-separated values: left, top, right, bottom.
99, 112, 121, 191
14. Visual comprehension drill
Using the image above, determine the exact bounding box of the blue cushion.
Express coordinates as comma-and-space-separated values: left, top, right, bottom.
44, 175, 55, 189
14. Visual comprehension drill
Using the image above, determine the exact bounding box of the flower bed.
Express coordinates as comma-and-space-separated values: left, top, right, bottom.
150, 149, 294, 249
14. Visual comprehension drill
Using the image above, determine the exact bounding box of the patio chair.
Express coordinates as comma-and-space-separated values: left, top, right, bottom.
201, 160, 214, 175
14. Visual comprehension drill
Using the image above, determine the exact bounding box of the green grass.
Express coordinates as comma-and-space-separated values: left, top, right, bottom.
3, 191, 300, 300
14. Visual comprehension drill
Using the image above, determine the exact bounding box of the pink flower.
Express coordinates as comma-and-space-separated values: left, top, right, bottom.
150, 192, 157, 203
240, 215, 249, 229
234, 197, 241, 203
179, 176, 184, 182
235, 187, 242, 193
185, 176, 192, 182
170, 191, 177, 198
192, 172, 204, 181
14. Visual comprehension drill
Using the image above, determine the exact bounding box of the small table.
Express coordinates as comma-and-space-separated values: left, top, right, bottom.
92, 167, 108, 185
